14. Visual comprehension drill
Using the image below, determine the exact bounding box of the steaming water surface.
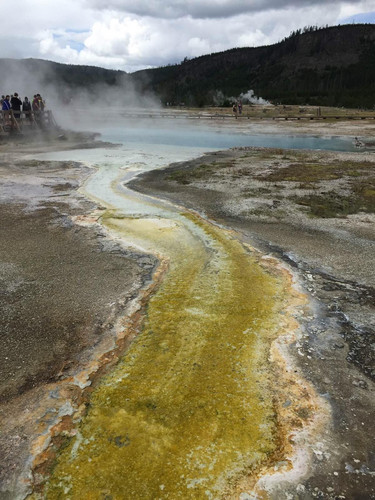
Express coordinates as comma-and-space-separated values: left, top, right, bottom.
99, 120, 357, 151
32, 123, 354, 497
33, 121, 356, 216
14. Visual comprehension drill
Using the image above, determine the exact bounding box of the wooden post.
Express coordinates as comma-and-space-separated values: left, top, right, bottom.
10, 110, 21, 132
0, 110, 5, 134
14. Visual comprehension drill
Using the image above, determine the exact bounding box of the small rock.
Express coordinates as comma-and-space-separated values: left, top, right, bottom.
334, 343, 345, 349
352, 379, 368, 389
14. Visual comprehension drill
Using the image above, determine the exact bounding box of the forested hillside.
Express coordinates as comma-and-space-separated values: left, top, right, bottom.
134, 24, 375, 108
1, 24, 375, 108
0, 58, 129, 102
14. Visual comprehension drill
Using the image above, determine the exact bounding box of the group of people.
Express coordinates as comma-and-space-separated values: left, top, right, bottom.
232, 100, 243, 117
1, 92, 46, 121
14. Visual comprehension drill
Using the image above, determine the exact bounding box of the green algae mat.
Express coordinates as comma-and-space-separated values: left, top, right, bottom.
43, 213, 285, 499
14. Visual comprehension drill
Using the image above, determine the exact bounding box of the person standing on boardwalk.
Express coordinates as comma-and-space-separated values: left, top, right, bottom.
22, 97, 32, 122
2, 96, 12, 128
10, 93, 22, 119
232, 102, 238, 118
37, 94, 45, 111
32, 95, 41, 124
32, 95, 39, 113
31, 94, 43, 128
35, 94, 46, 126
2, 95, 10, 111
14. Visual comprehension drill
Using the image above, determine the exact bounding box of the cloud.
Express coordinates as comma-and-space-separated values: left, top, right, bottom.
31, 4, 345, 72
36, 29, 129, 69
0, 36, 40, 59
86, 0, 366, 19
85, 19, 134, 57
0, 0, 373, 72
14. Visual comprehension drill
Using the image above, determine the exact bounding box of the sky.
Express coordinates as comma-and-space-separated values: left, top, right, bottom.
1, 0, 374, 73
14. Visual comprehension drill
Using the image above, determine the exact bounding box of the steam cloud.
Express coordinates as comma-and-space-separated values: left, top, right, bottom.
0, 59, 161, 131
239, 89, 270, 105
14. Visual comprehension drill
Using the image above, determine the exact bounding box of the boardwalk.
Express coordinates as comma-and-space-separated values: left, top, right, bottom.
119, 108, 375, 121
0, 109, 57, 135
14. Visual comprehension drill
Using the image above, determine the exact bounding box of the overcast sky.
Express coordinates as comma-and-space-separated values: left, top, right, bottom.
1, 0, 374, 72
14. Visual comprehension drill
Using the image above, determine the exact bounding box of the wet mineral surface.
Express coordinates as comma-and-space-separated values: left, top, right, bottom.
0, 157, 153, 497
1, 132, 374, 499
130, 146, 375, 498
44, 212, 291, 498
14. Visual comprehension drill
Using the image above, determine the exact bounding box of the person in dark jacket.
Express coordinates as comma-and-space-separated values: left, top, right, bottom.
22, 97, 32, 121
10, 92, 22, 119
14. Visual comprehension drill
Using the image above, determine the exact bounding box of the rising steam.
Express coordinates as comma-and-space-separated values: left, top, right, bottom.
239, 89, 270, 105
0, 58, 161, 131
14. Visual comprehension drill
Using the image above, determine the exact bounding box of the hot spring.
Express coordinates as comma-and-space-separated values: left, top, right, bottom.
30, 119, 354, 498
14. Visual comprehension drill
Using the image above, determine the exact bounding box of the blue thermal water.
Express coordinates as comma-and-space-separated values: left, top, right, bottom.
98, 121, 357, 152
30, 121, 358, 218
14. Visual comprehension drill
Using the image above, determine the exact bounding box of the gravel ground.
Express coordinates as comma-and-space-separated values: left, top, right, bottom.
0, 140, 157, 498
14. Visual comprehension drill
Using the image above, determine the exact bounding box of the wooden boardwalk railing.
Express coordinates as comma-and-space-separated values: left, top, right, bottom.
0, 109, 57, 135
